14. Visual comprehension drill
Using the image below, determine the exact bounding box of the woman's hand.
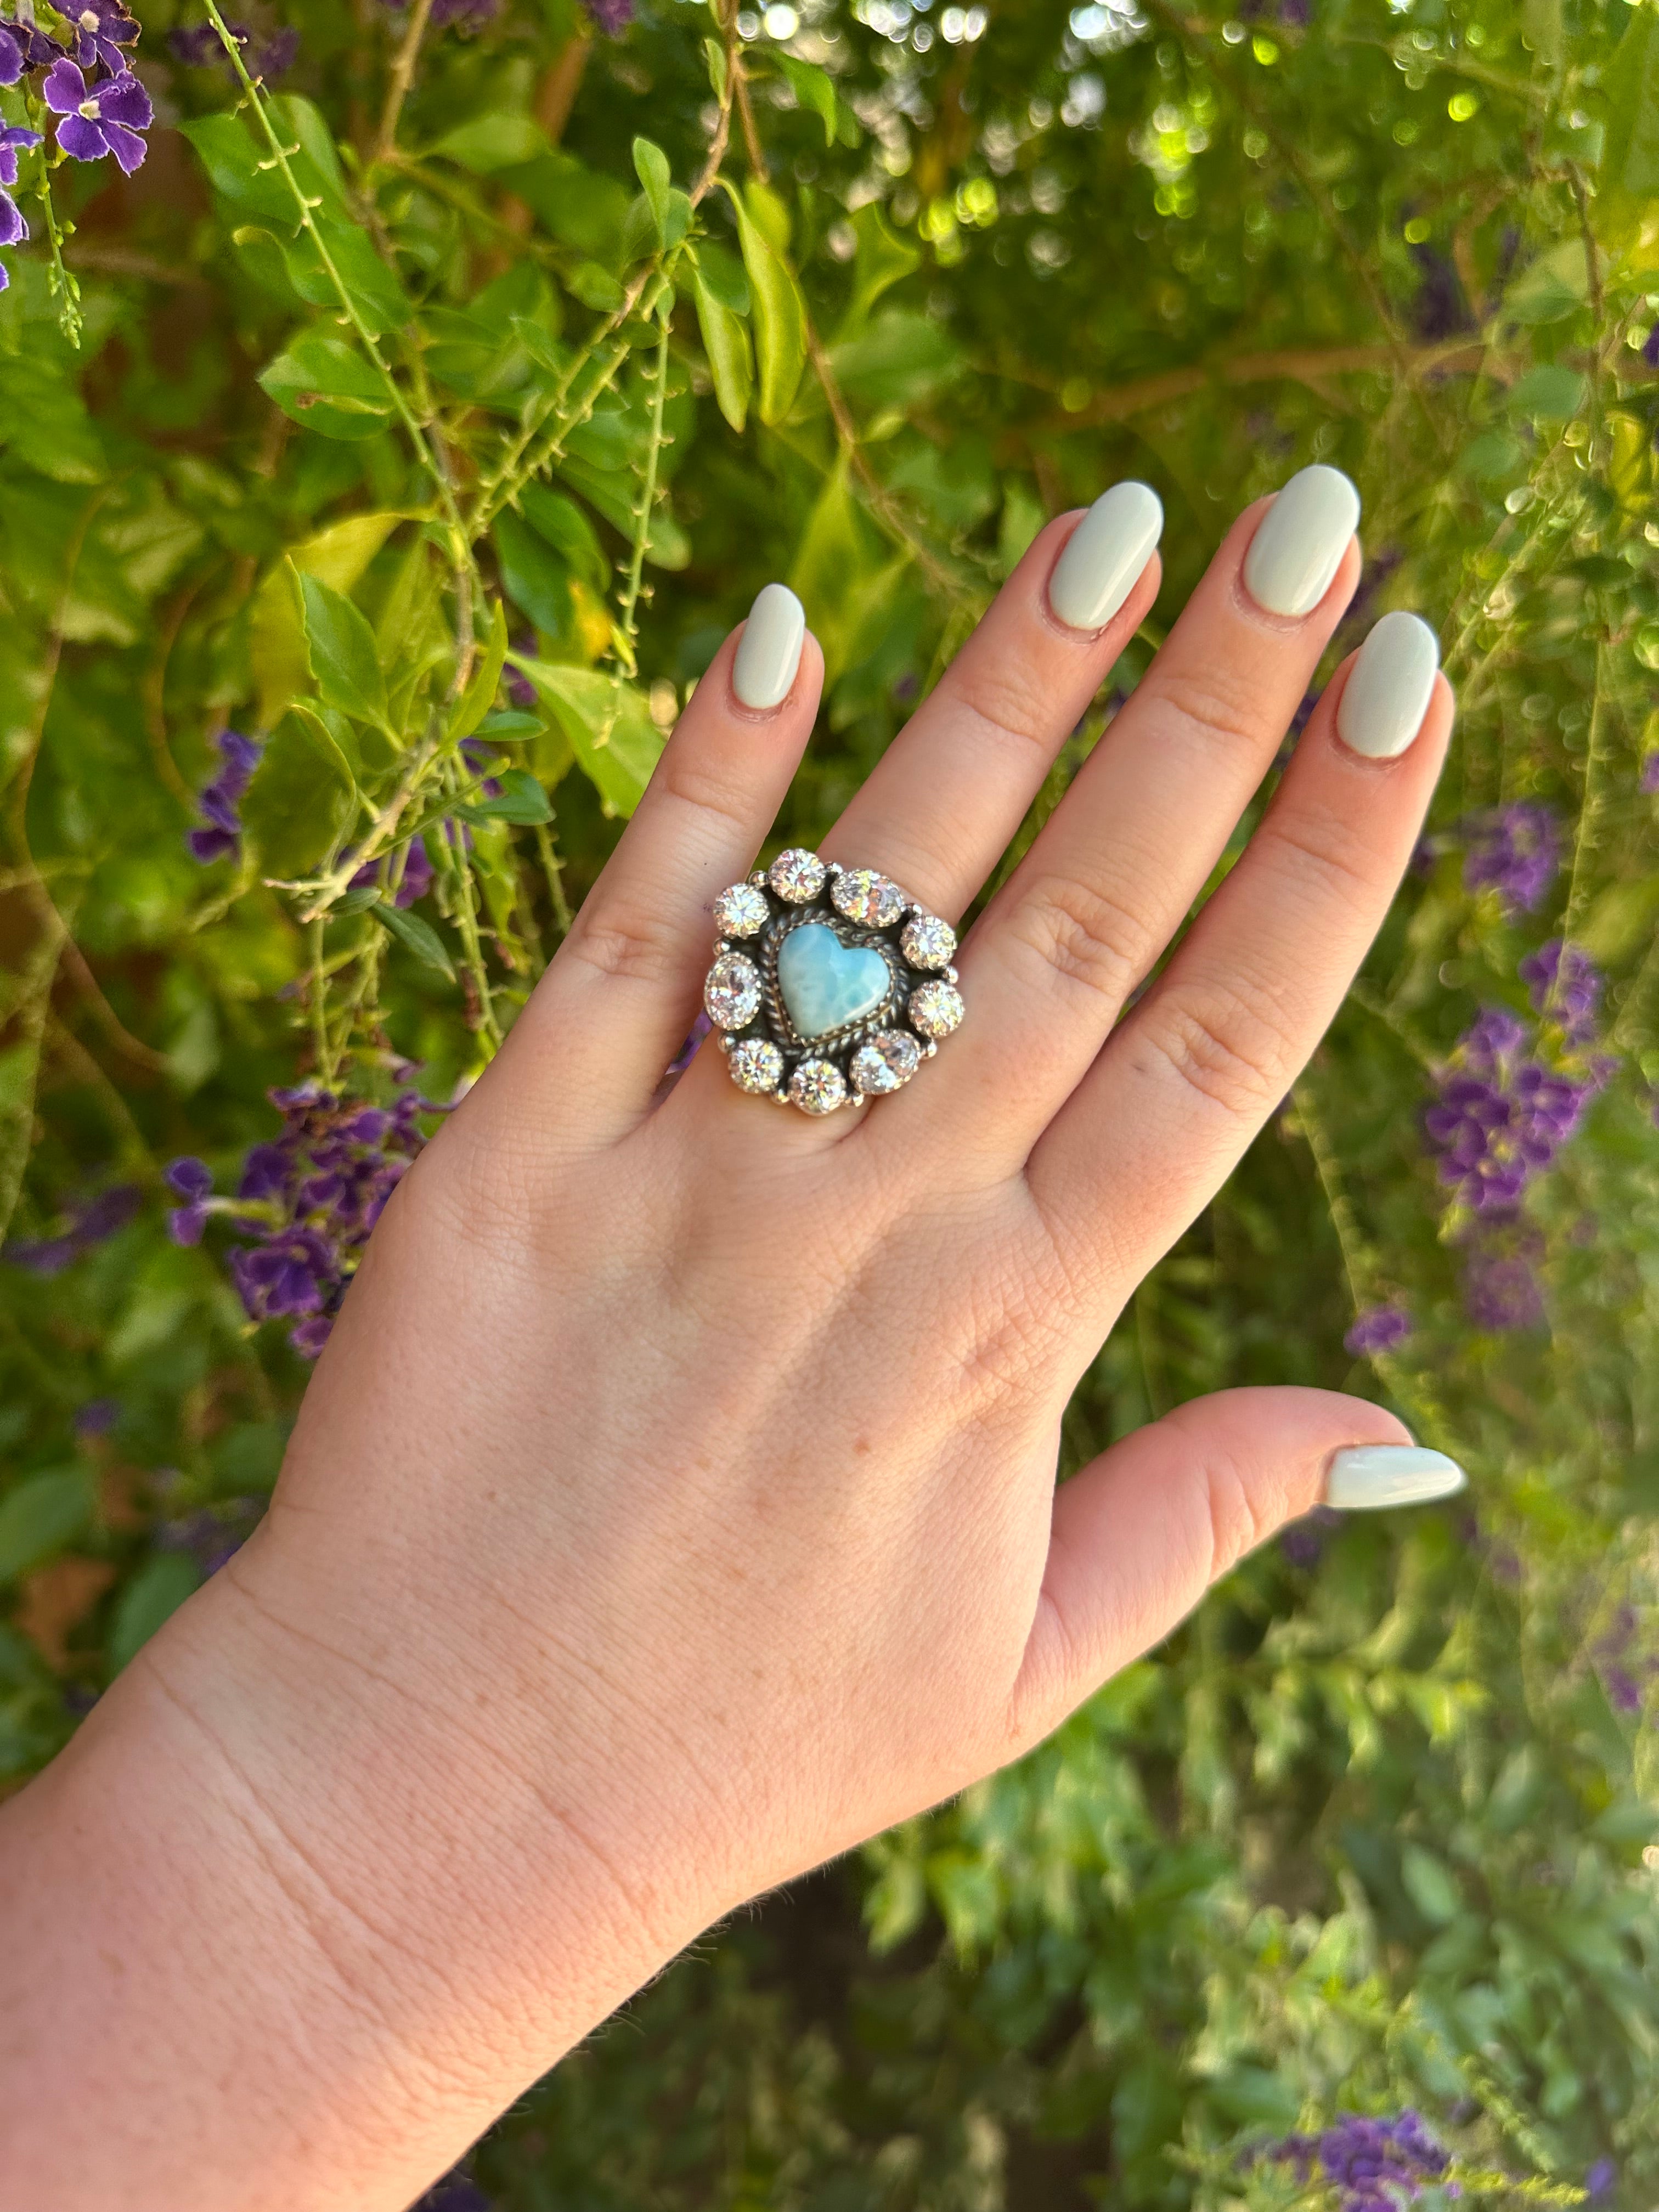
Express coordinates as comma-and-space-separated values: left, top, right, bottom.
4, 467, 1461, 2211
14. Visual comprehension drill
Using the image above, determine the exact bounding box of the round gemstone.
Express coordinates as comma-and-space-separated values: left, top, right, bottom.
713, 883, 771, 939
831, 867, 905, 929
850, 1031, 922, 1096
908, 979, 965, 1040
788, 1058, 848, 1115
901, 913, 956, 970
728, 1037, 784, 1096
704, 951, 762, 1031
769, 848, 827, 904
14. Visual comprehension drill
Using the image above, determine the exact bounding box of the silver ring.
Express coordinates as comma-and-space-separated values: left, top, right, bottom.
702, 850, 965, 1115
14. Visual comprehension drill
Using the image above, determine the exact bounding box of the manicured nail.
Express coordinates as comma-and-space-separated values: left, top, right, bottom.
1325, 1444, 1467, 1511
1242, 463, 1361, 617
732, 583, 805, 711
1048, 480, 1165, 633
1336, 610, 1440, 760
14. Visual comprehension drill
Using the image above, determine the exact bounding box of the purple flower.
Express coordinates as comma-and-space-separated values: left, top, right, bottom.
379, 0, 502, 23
1586, 2158, 1617, 2203
158, 1498, 261, 1577
66, 1, 140, 76
188, 729, 263, 865
414, 2177, 492, 2212
1409, 244, 1472, 342
0, 20, 63, 83
1463, 1244, 1545, 1331
1264, 2110, 1449, 2208
43, 58, 153, 176
0, 125, 42, 188
581, 0, 634, 31
351, 833, 433, 909
231, 1226, 335, 1319
1520, 938, 1603, 1044
165, 1156, 215, 1245
1280, 1503, 1341, 1567
1642, 753, 1659, 796
4, 1184, 141, 1275
74, 1397, 121, 1438
1425, 1008, 1595, 1211
170, 20, 298, 78
505, 662, 538, 710
1463, 802, 1560, 916
1345, 1304, 1411, 1357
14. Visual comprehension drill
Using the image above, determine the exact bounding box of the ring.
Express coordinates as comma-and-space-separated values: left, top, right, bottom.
702, 850, 966, 1115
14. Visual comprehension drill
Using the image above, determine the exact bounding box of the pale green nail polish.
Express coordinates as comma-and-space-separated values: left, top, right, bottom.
1336, 610, 1440, 760
1325, 1444, 1467, 1511
1243, 463, 1361, 617
733, 582, 805, 712
1048, 480, 1164, 632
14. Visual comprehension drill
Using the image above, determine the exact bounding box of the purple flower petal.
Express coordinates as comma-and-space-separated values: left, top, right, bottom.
42, 57, 90, 115
99, 70, 154, 129
0, 188, 25, 250
55, 113, 110, 164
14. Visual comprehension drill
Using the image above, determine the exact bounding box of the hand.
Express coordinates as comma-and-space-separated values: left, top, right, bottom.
7, 467, 1461, 2210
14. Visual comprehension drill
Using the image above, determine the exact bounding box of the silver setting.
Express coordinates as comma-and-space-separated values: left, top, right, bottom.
700, 851, 968, 1115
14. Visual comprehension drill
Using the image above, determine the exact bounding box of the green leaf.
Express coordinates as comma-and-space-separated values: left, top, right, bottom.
520, 484, 610, 592
458, 768, 554, 825
828, 310, 962, 414
179, 110, 298, 225
744, 178, 793, 259
772, 53, 839, 146
258, 328, 398, 442
720, 181, 807, 426
110, 1553, 202, 1673
494, 151, 629, 262
250, 512, 405, 730
838, 203, 921, 336
447, 599, 511, 744
550, 455, 692, 570
374, 901, 456, 978
788, 452, 880, 684
1401, 1843, 1463, 1926
433, 111, 550, 173
702, 32, 729, 104
633, 136, 672, 242
1504, 239, 1593, 326
495, 510, 575, 638
242, 707, 359, 878
620, 188, 690, 266
516, 657, 665, 818
476, 710, 544, 739
0, 1466, 95, 1585
1508, 362, 1587, 420
695, 239, 750, 315
568, 261, 625, 313
297, 568, 392, 731
692, 262, 754, 433
1604, 7, 1659, 198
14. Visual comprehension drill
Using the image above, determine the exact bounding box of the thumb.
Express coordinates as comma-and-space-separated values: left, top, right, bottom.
1011, 1387, 1466, 1744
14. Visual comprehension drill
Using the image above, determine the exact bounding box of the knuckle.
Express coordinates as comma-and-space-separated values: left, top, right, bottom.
1257, 801, 1385, 913
956, 662, 1054, 761
1194, 1443, 1270, 1581
1008, 871, 1151, 1009
651, 745, 755, 837
563, 905, 684, 991
1145, 662, 1263, 756
1135, 977, 1290, 1120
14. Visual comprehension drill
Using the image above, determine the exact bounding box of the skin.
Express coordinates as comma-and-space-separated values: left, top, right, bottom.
0, 494, 1453, 2210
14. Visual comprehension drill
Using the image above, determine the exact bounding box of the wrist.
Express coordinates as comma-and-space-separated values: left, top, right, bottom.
2, 1537, 691, 2211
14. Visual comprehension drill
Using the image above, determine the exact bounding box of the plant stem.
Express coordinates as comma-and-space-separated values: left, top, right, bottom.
202, 0, 470, 575
32, 143, 81, 348
534, 819, 573, 937
375, 0, 434, 163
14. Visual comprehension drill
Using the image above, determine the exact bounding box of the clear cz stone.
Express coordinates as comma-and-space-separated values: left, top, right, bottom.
713, 882, 771, 939
704, 951, 761, 1030
788, 1058, 848, 1115
831, 867, 905, 929
769, 848, 827, 904
850, 1031, 922, 1096
908, 980, 965, 1040
728, 1037, 784, 1095
900, 914, 956, 970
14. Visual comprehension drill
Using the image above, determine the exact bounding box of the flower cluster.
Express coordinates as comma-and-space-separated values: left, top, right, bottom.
377, 0, 503, 30
187, 728, 263, 865
1592, 1606, 1657, 1719
3, 1183, 140, 1274
1425, 1006, 1601, 1214
1462, 802, 1560, 916
1520, 935, 1602, 1045
0, 2, 153, 291
1344, 1303, 1411, 1357
1262, 2109, 1449, 2210
166, 1079, 439, 1358
351, 832, 433, 908
169, 19, 298, 80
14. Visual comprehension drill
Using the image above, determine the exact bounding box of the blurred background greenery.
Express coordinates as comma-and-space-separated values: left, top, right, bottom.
3, 0, 1659, 2202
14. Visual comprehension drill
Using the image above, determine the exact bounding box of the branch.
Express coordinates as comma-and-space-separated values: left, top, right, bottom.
375, 0, 435, 165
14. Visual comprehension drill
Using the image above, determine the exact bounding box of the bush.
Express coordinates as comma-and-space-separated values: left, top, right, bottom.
2, 0, 1656, 2203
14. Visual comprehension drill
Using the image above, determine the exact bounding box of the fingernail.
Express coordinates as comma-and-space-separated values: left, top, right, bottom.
1325, 1444, 1467, 1511
1242, 464, 1361, 617
732, 583, 806, 712
1336, 610, 1440, 760
1048, 480, 1165, 633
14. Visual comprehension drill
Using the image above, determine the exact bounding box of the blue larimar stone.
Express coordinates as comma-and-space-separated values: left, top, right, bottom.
776, 923, 891, 1039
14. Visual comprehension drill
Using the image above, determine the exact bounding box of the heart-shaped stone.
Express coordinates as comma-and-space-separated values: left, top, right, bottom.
776, 922, 891, 1040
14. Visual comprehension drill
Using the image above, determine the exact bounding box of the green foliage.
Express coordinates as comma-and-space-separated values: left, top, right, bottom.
4, 0, 1659, 2204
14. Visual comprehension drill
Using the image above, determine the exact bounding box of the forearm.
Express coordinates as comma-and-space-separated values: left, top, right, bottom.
0, 1553, 683, 2212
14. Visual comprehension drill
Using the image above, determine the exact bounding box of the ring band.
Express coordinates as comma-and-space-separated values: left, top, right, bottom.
703, 850, 965, 1115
